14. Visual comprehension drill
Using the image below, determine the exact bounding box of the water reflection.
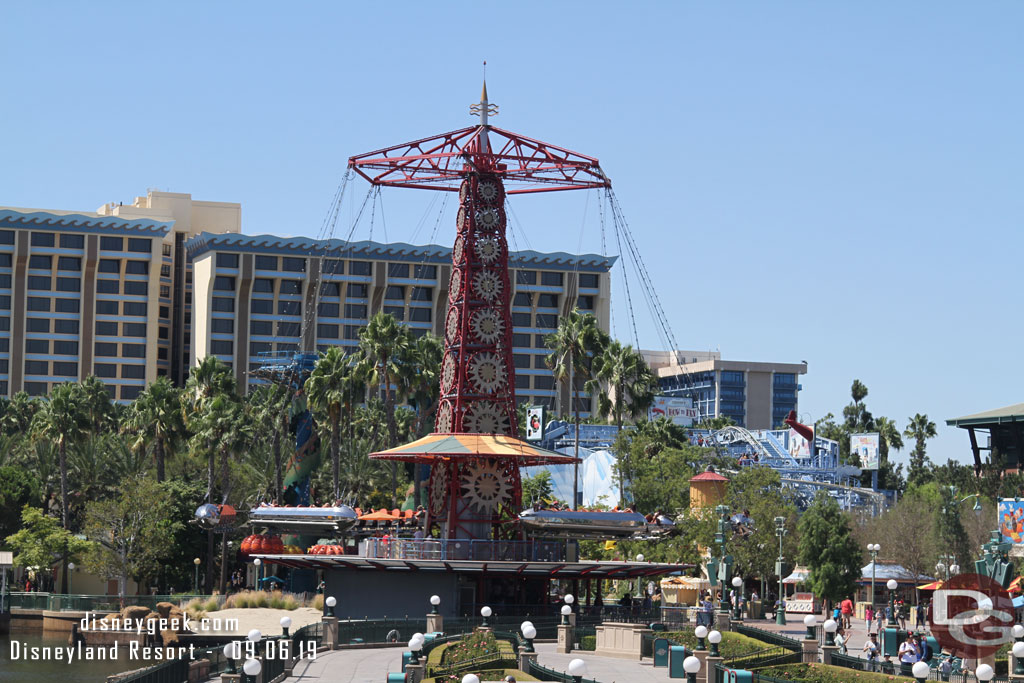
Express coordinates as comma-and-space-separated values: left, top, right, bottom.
0, 630, 136, 683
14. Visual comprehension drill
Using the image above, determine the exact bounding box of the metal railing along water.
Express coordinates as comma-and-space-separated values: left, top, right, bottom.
363, 537, 565, 561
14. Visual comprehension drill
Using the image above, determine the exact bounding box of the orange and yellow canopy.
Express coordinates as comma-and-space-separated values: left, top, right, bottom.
370, 432, 579, 466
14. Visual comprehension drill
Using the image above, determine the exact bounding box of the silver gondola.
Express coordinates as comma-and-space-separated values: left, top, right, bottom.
248, 506, 358, 534
518, 509, 675, 539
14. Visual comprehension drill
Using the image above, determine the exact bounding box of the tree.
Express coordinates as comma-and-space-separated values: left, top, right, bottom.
79, 375, 115, 435
5, 506, 92, 590
2, 392, 38, 438
0, 466, 40, 545
83, 477, 179, 600
719, 467, 799, 585
306, 346, 357, 502
32, 382, 89, 593
863, 492, 936, 607
934, 484, 971, 568
546, 310, 609, 510
522, 470, 554, 505
797, 491, 862, 607
904, 413, 937, 488
124, 377, 183, 482
588, 341, 657, 506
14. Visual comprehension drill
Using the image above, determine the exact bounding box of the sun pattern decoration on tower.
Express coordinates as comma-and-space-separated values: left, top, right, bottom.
435, 173, 517, 440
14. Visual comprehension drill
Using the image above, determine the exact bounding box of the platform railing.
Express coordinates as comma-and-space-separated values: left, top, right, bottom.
363, 537, 565, 562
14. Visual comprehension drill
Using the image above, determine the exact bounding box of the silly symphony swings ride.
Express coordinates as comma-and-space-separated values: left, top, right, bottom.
247, 84, 685, 615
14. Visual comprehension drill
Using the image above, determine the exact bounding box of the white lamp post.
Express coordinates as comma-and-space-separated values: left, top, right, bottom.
731, 575, 743, 620
408, 633, 424, 665
480, 605, 492, 627
67, 562, 75, 595
461, 675, 479, 683
222, 641, 241, 674
325, 595, 337, 617
886, 579, 898, 626
976, 663, 995, 682
521, 621, 537, 652
694, 624, 708, 651
561, 604, 572, 625
867, 544, 880, 605
430, 594, 441, 614
912, 661, 930, 683
253, 557, 262, 588
280, 616, 291, 637
242, 658, 261, 683
708, 629, 722, 657
683, 654, 701, 683
193, 557, 201, 594
823, 618, 837, 646
803, 614, 817, 641
568, 657, 587, 683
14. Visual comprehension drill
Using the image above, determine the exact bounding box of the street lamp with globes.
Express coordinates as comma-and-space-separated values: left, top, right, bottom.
67, 562, 75, 595
480, 605, 492, 628
683, 655, 701, 683
886, 579, 898, 626
193, 558, 201, 594
867, 544, 880, 605
568, 658, 587, 683
731, 576, 743, 620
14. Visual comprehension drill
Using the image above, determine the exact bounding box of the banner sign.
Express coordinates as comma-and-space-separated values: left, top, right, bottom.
999, 499, 1024, 544
649, 396, 697, 427
525, 406, 545, 441
850, 433, 881, 470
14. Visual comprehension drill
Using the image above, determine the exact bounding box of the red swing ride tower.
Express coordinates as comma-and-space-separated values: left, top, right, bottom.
355, 82, 609, 544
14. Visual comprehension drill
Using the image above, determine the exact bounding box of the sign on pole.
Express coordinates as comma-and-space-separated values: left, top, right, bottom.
850, 433, 880, 470
649, 396, 698, 427
525, 406, 545, 441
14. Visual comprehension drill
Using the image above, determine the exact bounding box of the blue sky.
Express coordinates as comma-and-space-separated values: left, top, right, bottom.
2, 2, 1021, 471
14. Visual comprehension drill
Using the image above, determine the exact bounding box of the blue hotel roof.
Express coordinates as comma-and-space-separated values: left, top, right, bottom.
186, 232, 617, 272
0, 208, 172, 236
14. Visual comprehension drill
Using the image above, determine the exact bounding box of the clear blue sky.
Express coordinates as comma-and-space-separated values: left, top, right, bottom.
3, 2, 1021, 471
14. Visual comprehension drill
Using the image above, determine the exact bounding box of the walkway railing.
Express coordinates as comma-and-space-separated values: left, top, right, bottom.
733, 624, 802, 651
7, 592, 215, 612
526, 658, 602, 683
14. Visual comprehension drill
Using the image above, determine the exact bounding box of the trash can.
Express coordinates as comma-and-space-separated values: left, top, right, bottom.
653, 637, 670, 667
401, 651, 411, 671
668, 645, 689, 678
386, 673, 406, 683
650, 622, 667, 632
724, 669, 753, 683
881, 628, 903, 657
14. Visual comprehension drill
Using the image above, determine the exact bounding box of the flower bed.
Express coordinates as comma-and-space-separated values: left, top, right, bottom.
756, 663, 917, 683
663, 630, 770, 659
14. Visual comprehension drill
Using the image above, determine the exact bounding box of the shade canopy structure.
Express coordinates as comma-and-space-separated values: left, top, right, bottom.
947, 402, 1024, 472
918, 581, 944, 591
370, 432, 579, 466
783, 566, 810, 584
358, 509, 402, 521
858, 562, 934, 584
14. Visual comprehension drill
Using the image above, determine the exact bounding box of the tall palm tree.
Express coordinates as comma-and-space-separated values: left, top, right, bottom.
79, 375, 114, 435
3, 391, 39, 438
400, 334, 442, 508
587, 340, 658, 506
32, 382, 89, 593
904, 413, 937, 486
545, 310, 609, 510
248, 384, 290, 501
306, 346, 357, 502
874, 416, 904, 461
124, 376, 183, 482
360, 313, 412, 508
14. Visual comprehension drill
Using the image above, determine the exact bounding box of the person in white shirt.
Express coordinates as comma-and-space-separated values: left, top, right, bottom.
834, 627, 848, 655
863, 633, 879, 664
899, 635, 918, 672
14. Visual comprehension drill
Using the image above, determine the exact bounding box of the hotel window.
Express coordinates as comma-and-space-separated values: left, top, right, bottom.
317, 302, 339, 317
96, 321, 118, 335
27, 297, 50, 312
534, 355, 548, 369
250, 342, 272, 355
409, 308, 431, 322
0, 296, 8, 310
120, 386, 143, 400
513, 293, 532, 306
122, 344, 146, 358
516, 376, 531, 389
95, 364, 117, 378
100, 237, 123, 251
160, 264, 171, 277
125, 261, 148, 275
99, 259, 119, 273
26, 319, 49, 333
579, 273, 599, 288
410, 287, 432, 301
123, 281, 147, 296
534, 376, 555, 390
536, 293, 558, 308
158, 327, 168, 339
0, 317, 9, 332
349, 261, 371, 276
159, 285, 170, 297
26, 339, 49, 354
0, 254, 10, 268
383, 306, 404, 321
53, 362, 77, 377
320, 282, 340, 297
388, 263, 410, 278
323, 259, 343, 274
276, 322, 301, 337
541, 272, 563, 286
344, 304, 367, 319
55, 298, 79, 313
96, 301, 119, 315
159, 306, 169, 318
0, 274, 10, 287
280, 280, 302, 295
0, 231, 11, 244
281, 257, 305, 272
516, 270, 537, 285
54, 319, 78, 334
216, 253, 239, 268
27, 276, 51, 290
250, 299, 272, 314
253, 279, 274, 293
213, 276, 236, 291
577, 295, 594, 309
255, 255, 278, 270
210, 297, 236, 313
157, 348, 168, 360
513, 354, 530, 368
162, 244, 172, 257
343, 325, 362, 340
123, 302, 147, 317
31, 232, 55, 247
123, 323, 146, 337
535, 314, 558, 328
384, 286, 404, 300
29, 255, 52, 269
60, 234, 84, 249
317, 324, 339, 338
278, 301, 301, 316
512, 313, 531, 326
250, 320, 272, 335
97, 280, 119, 294
210, 340, 233, 355
57, 256, 81, 271
127, 238, 149, 253
25, 361, 49, 375
413, 265, 437, 279
211, 319, 234, 334
121, 365, 145, 379
53, 341, 78, 355
25, 382, 48, 396
512, 333, 531, 347
348, 283, 368, 297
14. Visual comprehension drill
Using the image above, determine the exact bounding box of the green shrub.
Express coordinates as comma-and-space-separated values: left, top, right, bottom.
579, 635, 596, 651
757, 663, 917, 682
662, 630, 769, 659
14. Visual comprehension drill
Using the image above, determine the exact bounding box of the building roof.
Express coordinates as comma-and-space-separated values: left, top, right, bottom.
690, 471, 728, 482
0, 207, 172, 236
185, 232, 617, 272
858, 562, 933, 583
946, 403, 1024, 428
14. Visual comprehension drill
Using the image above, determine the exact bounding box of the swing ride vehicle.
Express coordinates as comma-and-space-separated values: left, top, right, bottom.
518, 509, 675, 539
247, 505, 359, 534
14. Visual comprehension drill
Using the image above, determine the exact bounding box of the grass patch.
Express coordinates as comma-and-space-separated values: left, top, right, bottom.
757, 663, 916, 682
221, 590, 302, 610
426, 669, 538, 683
663, 630, 770, 659
579, 635, 595, 651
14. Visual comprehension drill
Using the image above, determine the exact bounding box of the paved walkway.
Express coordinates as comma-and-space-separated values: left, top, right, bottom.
285, 646, 405, 683
534, 642, 667, 683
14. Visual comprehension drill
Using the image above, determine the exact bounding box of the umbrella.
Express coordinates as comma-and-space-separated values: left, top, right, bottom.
918, 581, 944, 591
370, 433, 579, 465
258, 576, 284, 585
358, 509, 401, 521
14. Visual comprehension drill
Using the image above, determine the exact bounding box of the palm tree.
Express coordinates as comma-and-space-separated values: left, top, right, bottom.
874, 416, 904, 461
79, 375, 114, 435
32, 382, 89, 593
124, 376, 182, 482
306, 346, 357, 502
545, 310, 609, 510
401, 334, 442, 508
3, 391, 39, 438
248, 384, 290, 501
587, 340, 657, 507
904, 413, 937, 486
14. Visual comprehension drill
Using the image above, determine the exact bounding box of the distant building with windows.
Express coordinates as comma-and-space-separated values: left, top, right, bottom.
185, 233, 614, 414
642, 349, 807, 430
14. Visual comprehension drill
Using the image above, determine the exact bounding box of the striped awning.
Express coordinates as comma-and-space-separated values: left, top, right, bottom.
918, 581, 944, 591
370, 433, 580, 465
